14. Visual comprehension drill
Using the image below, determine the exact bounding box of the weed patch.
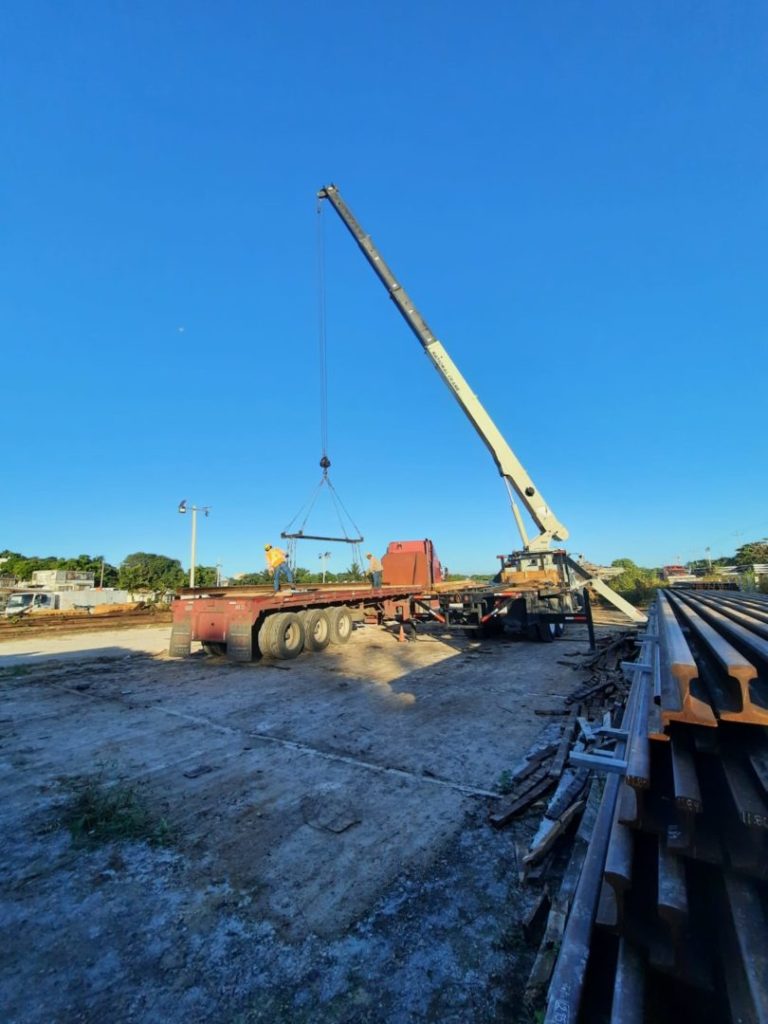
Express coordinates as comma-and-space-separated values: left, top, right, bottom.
59, 771, 175, 847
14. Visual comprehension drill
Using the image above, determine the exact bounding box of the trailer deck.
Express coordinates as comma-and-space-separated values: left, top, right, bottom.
170, 576, 594, 661
170, 583, 425, 661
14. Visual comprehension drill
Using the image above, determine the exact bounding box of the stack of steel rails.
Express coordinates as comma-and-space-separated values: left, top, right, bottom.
544, 590, 768, 1024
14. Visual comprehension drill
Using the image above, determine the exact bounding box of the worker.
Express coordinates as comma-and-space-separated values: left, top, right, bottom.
264, 544, 293, 592
365, 552, 383, 589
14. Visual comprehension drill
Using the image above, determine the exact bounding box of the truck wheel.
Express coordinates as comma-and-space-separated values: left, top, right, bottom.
303, 609, 331, 651
535, 622, 560, 642
202, 641, 226, 656
269, 612, 305, 659
328, 606, 353, 645
257, 615, 279, 657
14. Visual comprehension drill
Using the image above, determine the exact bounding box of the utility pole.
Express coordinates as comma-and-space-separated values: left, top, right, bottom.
216, 560, 222, 586
319, 551, 331, 584
178, 501, 211, 588
705, 546, 711, 573
99, 559, 105, 589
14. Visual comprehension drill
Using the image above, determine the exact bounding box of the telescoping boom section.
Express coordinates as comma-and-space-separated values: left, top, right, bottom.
317, 183, 568, 554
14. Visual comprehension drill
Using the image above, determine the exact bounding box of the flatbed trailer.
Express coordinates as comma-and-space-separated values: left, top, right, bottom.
169, 583, 425, 662
169, 576, 595, 662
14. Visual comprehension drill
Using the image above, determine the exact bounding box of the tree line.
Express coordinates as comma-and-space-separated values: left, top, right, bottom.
609, 539, 768, 604
0, 550, 375, 593
0, 550, 196, 593
3, 538, 765, 602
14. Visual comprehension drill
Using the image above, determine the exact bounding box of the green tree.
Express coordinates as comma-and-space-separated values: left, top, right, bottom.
735, 540, 768, 565
118, 553, 186, 596
346, 561, 363, 581
0, 550, 119, 586
0, 551, 59, 580
60, 554, 119, 587
609, 558, 664, 606
193, 565, 219, 587
233, 571, 272, 586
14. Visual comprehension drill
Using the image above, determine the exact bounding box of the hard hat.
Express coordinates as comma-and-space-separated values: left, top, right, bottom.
264, 543, 271, 550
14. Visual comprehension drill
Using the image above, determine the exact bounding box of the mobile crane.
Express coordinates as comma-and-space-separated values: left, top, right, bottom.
317, 184, 645, 633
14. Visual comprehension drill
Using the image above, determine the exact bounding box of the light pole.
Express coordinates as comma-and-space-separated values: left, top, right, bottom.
705, 546, 711, 573
319, 550, 331, 584
178, 500, 211, 588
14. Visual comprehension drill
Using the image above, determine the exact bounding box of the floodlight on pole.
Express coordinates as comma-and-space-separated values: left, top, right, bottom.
318, 550, 331, 584
178, 500, 211, 588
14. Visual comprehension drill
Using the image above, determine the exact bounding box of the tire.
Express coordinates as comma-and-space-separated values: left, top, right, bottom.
328, 606, 353, 645
202, 641, 227, 657
269, 612, 305, 659
257, 615, 279, 657
303, 608, 331, 652
536, 621, 558, 642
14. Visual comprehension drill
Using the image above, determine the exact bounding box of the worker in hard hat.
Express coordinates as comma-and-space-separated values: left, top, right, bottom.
264, 543, 293, 593
364, 552, 383, 589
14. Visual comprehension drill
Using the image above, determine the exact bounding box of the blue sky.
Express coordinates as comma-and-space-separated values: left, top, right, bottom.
2, 2, 766, 576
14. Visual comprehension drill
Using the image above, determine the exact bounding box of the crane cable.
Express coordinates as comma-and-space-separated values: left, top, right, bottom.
317, 199, 330, 470
280, 199, 365, 572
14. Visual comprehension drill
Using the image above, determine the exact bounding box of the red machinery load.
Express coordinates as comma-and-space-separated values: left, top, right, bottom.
382, 539, 442, 588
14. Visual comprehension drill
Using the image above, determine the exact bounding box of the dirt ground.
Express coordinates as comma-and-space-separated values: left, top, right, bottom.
0, 618, 617, 1024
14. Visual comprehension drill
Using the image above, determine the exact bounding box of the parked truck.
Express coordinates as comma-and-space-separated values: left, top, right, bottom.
4, 588, 134, 617
169, 534, 597, 661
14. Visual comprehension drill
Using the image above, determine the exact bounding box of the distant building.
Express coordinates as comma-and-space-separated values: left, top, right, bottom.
576, 557, 626, 581
29, 570, 95, 590
714, 564, 768, 584
662, 565, 698, 585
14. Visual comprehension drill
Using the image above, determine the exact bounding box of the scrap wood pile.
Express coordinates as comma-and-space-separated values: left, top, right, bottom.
538, 590, 768, 1024
489, 630, 637, 834
560, 629, 639, 709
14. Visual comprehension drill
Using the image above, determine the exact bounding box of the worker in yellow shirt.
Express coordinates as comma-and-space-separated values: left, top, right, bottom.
264, 544, 294, 593
365, 552, 383, 589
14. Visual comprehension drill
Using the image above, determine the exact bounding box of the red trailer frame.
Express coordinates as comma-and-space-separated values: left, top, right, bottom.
169, 584, 424, 662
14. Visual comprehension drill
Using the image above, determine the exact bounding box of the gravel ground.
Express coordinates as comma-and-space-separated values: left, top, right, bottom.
0, 621, 609, 1023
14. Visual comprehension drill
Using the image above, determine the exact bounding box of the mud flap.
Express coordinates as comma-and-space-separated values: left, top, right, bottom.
226, 621, 253, 662
168, 621, 192, 658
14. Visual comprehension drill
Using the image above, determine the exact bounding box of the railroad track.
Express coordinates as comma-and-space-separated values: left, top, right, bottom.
545, 589, 768, 1024
0, 609, 173, 641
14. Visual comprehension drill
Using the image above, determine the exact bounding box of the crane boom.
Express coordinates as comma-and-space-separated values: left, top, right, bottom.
317, 183, 569, 552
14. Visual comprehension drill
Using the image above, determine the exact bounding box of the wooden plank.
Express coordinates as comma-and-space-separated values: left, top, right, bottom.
523, 799, 586, 866
548, 710, 579, 780
488, 772, 554, 829
546, 768, 590, 821
522, 888, 551, 943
